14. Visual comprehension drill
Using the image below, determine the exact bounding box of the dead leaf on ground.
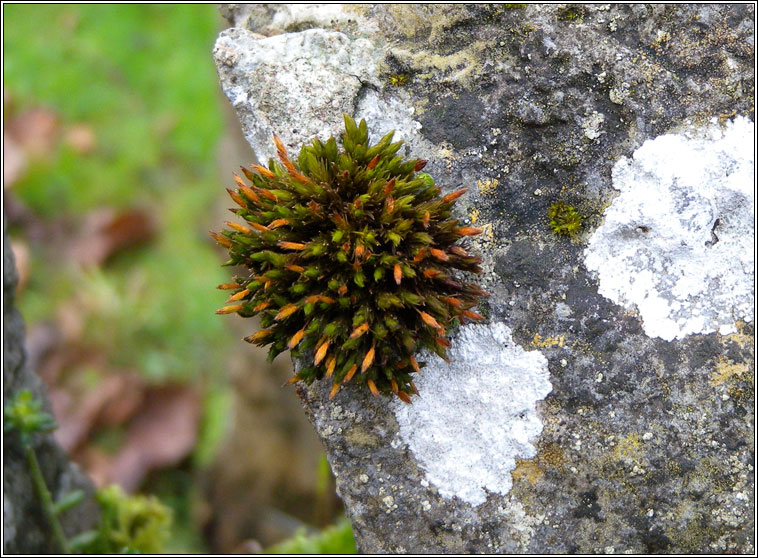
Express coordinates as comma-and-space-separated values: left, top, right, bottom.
51, 372, 145, 452
75, 446, 112, 488
3, 132, 27, 186
5, 107, 60, 158
71, 208, 157, 267
107, 384, 201, 492
64, 124, 96, 155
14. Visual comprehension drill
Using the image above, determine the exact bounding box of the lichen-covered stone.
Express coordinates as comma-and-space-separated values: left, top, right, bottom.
216, 4, 754, 553
3, 224, 100, 553
584, 116, 754, 341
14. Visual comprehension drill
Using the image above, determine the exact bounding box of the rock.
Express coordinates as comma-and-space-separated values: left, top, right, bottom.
215, 4, 754, 553
3, 223, 99, 553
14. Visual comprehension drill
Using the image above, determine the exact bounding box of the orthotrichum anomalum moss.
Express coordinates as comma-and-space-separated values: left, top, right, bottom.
213, 115, 487, 402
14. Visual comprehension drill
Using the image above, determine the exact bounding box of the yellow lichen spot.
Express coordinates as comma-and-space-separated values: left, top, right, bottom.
710, 355, 749, 387
512, 458, 544, 485
531, 333, 566, 348
388, 74, 409, 87
477, 178, 499, 195
720, 319, 753, 348
469, 208, 480, 224
611, 433, 644, 464
480, 223, 495, 242
537, 442, 567, 469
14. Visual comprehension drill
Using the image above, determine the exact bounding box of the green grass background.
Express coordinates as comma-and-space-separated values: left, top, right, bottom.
5, 4, 356, 553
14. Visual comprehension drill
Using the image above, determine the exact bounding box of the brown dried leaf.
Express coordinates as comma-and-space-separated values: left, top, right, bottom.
52, 372, 144, 451
6, 107, 60, 158
71, 208, 156, 267
64, 124, 96, 155
3, 132, 27, 187
106, 385, 201, 491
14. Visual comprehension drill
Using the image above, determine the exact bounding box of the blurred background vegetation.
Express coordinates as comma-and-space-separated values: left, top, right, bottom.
4, 4, 354, 553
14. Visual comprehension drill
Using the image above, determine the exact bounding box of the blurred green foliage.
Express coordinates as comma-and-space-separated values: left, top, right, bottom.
4, 389, 58, 445
73, 485, 173, 554
4, 4, 231, 384
4, 4, 221, 214
5, 5, 231, 552
4, 6, 352, 553
265, 518, 357, 554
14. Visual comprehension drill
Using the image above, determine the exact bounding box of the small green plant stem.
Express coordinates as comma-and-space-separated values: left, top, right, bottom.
23, 443, 72, 554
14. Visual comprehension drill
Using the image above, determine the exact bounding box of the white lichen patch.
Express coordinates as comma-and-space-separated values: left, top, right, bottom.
393, 322, 552, 507
584, 117, 754, 341
356, 89, 423, 146
213, 28, 381, 161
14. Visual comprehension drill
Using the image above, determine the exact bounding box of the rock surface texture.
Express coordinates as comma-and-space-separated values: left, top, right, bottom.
215, 4, 754, 553
3, 225, 99, 553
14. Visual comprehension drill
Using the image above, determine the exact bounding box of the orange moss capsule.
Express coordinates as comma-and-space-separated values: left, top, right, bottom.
226, 188, 247, 208
325, 356, 337, 378
441, 188, 467, 204
268, 218, 289, 229
275, 304, 298, 320
367, 379, 380, 397
462, 310, 485, 321
418, 311, 444, 335
329, 383, 341, 399
278, 241, 306, 250
429, 248, 449, 261
409, 355, 420, 373
383, 178, 396, 195
226, 289, 250, 303
248, 221, 270, 233
314, 340, 330, 365
225, 221, 251, 234
244, 329, 273, 343
396, 390, 412, 404
441, 296, 462, 308
216, 304, 243, 315
367, 154, 381, 169
251, 164, 276, 179
350, 323, 370, 340
253, 301, 271, 312
259, 188, 278, 202
288, 328, 306, 349
210, 232, 233, 248
394, 264, 402, 285
238, 184, 260, 203
361, 343, 376, 372
344, 364, 358, 382
286, 264, 305, 273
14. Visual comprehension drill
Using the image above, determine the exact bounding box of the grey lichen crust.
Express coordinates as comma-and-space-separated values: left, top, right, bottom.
216, 4, 754, 554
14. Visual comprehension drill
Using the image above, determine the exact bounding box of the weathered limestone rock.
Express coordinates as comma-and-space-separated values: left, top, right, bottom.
214, 4, 754, 553
3, 225, 99, 553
